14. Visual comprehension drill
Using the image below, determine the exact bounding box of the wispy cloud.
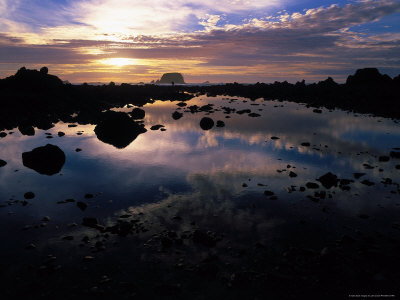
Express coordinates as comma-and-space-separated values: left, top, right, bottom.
0, 0, 399, 82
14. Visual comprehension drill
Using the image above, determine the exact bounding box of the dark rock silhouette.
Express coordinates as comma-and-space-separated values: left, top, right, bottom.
317, 172, 339, 189
200, 117, 214, 130
22, 144, 66, 175
18, 125, 35, 136
158, 73, 185, 84
40, 67, 49, 74
150, 125, 165, 130
0, 67, 399, 134
0, 159, 7, 167
94, 111, 147, 149
2, 67, 63, 91
346, 68, 391, 86
216, 120, 225, 127
130, 108, 145, 119
172, 111, 183, 120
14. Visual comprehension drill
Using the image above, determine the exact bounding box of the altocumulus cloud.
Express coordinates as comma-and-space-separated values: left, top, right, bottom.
0, 0, 399, 82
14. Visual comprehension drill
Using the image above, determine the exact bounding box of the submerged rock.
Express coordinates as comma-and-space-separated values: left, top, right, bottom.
200, 117, 214, 130
22, 144, 66, 175
94, 111, 147, 149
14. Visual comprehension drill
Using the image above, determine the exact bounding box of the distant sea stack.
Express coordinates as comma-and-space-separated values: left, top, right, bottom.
157, 73, 185, 84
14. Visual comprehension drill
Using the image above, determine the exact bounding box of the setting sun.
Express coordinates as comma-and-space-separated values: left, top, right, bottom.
99, 57, 140, 67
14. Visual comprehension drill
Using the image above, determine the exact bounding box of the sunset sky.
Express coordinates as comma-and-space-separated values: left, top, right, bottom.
1, 0, 400, 83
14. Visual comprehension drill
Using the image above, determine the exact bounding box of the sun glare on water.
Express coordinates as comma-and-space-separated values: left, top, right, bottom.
100, 58, 139, 67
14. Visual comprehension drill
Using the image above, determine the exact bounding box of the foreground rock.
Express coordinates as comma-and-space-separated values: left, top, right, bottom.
22, 144, 66, 175
94, 111, 147, 149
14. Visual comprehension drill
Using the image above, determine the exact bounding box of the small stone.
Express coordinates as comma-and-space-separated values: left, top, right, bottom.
57, 131, 65, 137
361, 180, 375, 186
77, 201, 88, 211
75, 148, 82, 152
84, 193, 94, 199
390, 151, 400, 158
42, 216, 51, 222
216, 120, 225, 127
0, 160, 7, 167
306, 182, 319, 189
358, 214, 369, 219
83, 256, 95, 261
26, 243, 36, 250
353, 173, 366, 179
289, 171, 297, 178
301, 142, 311, 147
264, 190, 275, 196
150, 125, 165, 130
379, 156, 390, 162
24, 192, 35, 199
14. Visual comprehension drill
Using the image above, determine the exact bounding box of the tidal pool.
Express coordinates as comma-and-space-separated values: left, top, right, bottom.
0, 96, 399, 299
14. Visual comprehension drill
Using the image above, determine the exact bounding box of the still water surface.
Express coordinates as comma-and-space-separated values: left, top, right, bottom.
0, 95, 399, 297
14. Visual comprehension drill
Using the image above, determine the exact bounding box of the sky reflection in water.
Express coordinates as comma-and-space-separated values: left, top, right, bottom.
0, 95, 400, 254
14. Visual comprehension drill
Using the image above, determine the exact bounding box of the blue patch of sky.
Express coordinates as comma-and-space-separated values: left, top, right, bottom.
348, 12, 400, 34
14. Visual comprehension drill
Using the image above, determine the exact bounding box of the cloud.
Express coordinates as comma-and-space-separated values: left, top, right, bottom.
0, 0, 400, 82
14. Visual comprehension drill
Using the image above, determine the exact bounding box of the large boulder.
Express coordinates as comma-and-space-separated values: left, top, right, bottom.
158, 73, 185, 84
22, 144, 66, 175
94, 111, 147, 149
